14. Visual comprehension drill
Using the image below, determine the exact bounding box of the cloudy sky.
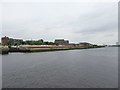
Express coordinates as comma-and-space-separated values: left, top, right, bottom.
1, 0, 118, 45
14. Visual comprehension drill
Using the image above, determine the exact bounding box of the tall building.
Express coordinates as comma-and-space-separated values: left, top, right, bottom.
1, 36, 9, 45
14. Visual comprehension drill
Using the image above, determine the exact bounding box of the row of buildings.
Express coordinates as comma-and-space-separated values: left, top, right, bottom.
1, 36, 92, 48
1, 36, 24, 46
1, 36, 44, 46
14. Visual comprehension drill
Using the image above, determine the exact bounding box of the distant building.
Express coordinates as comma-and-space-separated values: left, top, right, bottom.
54, 39, 69, 45
1, 36, 9, 45
79, 42, 92, 47
1, 36, 23, 46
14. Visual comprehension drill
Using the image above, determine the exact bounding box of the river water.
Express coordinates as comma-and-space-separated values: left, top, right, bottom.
2, 47, 118, 88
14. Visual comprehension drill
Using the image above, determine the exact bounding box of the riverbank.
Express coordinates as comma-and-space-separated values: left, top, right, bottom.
0, 45, 105, 54
0, 46, 9, 54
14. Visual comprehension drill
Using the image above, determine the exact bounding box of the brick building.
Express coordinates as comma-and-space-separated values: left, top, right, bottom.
1, 36, 23, 46
79, 42, 92, 47
54, 39, 69, 45
1, 36, 9, 45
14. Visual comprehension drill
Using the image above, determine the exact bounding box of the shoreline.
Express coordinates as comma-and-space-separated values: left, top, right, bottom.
1, 46, 105, 54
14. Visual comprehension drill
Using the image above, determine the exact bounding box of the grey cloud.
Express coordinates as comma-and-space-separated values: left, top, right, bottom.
74, 21, 117, 34
2, 2, 118, 44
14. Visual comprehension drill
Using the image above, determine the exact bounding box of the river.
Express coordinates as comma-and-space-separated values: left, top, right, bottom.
2, 47, 118, 88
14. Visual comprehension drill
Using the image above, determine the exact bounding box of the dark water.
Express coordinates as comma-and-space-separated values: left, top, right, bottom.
2, 47, 118, 88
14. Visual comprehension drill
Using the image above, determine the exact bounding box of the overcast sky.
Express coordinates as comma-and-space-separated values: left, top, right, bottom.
1, 1, 118, 45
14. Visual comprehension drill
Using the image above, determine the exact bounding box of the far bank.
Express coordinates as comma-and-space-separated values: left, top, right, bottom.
0, 45, 105, 55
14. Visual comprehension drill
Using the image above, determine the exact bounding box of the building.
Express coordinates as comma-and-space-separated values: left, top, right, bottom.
54, 39, 69, 45
79, 42, 92, 47
1, 36, 9, 45
1, 36, 23, 46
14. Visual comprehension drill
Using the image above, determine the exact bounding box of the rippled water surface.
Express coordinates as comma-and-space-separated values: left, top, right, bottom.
2, 47, 118, 88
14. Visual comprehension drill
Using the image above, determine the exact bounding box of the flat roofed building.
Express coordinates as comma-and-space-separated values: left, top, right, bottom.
54, 39, 69, 45
79, 42, 91, 47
